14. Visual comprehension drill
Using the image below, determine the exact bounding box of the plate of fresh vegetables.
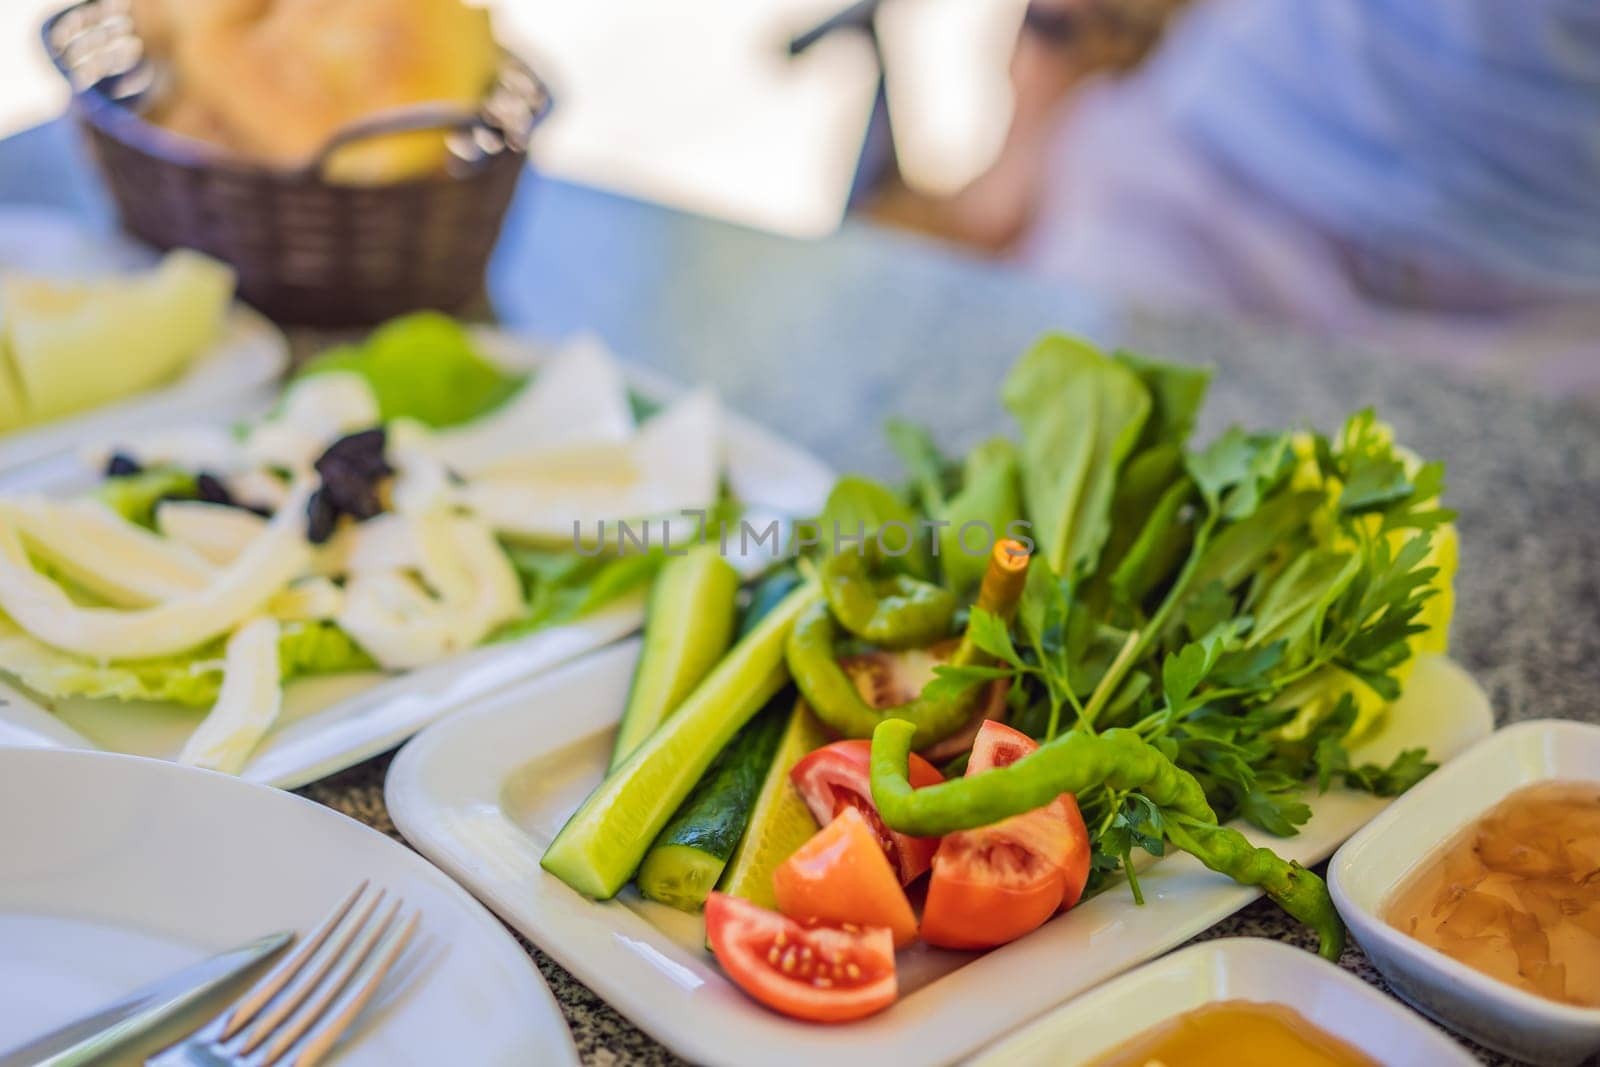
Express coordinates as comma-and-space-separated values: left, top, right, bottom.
0, 313, 833, 787
385, 334, 1492, 1066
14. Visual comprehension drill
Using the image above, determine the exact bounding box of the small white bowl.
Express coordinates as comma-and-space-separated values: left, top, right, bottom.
1330, 719, 1600, 1067
969, 937, 1474, 1066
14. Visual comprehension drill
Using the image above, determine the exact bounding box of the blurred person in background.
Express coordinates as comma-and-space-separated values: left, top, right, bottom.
876, 0, 1600, 393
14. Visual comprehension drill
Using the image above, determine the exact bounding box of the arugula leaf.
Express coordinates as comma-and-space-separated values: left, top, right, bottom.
886, 418, 954, 514
938, 437, 1023, 596
1003, 335, 1151, 580
1114, 351, 1210, 451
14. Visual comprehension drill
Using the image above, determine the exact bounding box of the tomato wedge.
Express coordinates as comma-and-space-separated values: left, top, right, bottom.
920, 721, 1093, 949
705, 892, 897, 1023
968, 720, 1091, 908
774, 807, 918, 946
791, 739, 944, 884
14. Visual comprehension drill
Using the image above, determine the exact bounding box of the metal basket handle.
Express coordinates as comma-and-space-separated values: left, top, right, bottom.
300, 55, 553, 177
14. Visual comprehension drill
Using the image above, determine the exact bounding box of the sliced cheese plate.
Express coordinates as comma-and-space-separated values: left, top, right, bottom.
0, 329, 834, 788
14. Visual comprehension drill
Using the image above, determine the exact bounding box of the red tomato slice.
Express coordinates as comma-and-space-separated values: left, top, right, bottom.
967, 719, 1038, 773
705, 892, 897, 1023
920, 829, 1067, 950
790, 740, 943, 884
774, 807, 919, 946
968, 720, 1092, 908
920, 721, 1093, 949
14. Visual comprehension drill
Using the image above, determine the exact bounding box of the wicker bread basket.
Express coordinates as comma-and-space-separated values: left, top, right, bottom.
43, 0, 552, 326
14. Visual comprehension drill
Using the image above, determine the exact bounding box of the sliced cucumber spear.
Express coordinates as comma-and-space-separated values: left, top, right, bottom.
636, 687, 792, 911
608, 544, 739, 772
542, 581, 822, 900
716, 699, 829, 911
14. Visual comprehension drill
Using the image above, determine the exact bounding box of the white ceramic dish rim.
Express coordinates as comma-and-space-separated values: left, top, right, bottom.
1329, 718, 1600, 1028
384, 643, 1493, 1067
0, 744, 577, 1065
0, 329, 835, 789
968, 937, 1478, 1066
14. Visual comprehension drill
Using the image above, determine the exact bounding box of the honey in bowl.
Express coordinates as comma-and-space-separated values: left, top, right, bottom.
1382, 780, 1600, 1008
1088, 1000, 1379, 1067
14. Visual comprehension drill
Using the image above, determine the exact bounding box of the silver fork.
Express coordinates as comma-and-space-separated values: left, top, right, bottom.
149, 883, 420, 1067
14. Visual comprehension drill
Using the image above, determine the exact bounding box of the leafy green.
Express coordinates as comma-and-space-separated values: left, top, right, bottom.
0, 620, 373, 707
97, 468, 199, 528
1003, 335, 1151, 581
807, 475, 928, 574
855, 340, 1456, 905
938, 438, 1023, 596
494, 545, 664, 640
298, 311, 523, 428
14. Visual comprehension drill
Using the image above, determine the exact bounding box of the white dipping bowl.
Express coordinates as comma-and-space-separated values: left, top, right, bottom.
969, 937, 1475, 1066
1329, 719, 1600, 1067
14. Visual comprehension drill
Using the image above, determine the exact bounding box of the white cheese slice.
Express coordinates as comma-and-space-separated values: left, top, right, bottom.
177, 617, 282, 775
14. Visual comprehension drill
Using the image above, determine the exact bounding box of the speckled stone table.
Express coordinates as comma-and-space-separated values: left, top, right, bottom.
3, 119, 1598, 1066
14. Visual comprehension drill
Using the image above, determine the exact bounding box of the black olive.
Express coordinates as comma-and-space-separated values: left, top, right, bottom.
196, 472, 235, 506
305, 488, 339, 544
105, 452, 143, 478
314, 427, 392, 522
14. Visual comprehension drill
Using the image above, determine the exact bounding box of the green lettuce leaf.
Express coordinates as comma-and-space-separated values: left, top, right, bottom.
494, 546, 662, 641
96, 468, 199, 528
0, 620, 373, 707
298, 312, 522, 428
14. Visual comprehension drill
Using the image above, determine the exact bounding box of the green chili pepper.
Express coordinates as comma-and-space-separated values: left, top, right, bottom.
868, 718, 1215, 836
787, 599, 985, 748
793, 540, 1033, 749
1164, 818, 1346, 962
820, 537, 956, 648
867, 718, 1346, 959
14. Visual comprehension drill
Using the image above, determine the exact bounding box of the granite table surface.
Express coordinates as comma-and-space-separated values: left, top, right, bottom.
2, 119, 1598, 1066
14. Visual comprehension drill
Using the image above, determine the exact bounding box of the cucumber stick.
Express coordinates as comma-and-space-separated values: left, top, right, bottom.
716, 701, 831, 911
635, 688, 792, 910
609, 545, 739, 772
542, 581, 822, 899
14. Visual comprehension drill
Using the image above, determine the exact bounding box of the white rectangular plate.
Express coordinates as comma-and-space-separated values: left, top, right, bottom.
0, 332, 834, 789
385, 640, 1492, 1067
971, 937, 1477, 1065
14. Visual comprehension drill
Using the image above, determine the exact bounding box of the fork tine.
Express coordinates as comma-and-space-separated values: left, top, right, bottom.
234, 888, 386, 1054
283, 910, 421, 1067
254, 897, 402, 1066
218, 881, 369, 1041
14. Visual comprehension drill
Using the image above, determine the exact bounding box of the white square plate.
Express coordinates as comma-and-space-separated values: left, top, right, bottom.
0, 331, 834, 788
970, 937, 1477, 1065
385, 640, 1492, 1067
1330, 719, 1600, 1066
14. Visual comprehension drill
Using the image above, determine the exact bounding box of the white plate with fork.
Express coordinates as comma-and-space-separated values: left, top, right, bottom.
0, 746, 570, 1065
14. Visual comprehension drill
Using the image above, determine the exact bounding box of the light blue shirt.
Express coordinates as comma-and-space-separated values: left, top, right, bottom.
1163, 0, 1600, 293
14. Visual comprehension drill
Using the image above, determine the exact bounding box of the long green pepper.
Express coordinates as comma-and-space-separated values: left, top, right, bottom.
787, 600, 989, 749
867, 718, 1345, 960
868, 719, 1214, 834
1164, 818, 1346, 961
792, 539, 1033, 749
